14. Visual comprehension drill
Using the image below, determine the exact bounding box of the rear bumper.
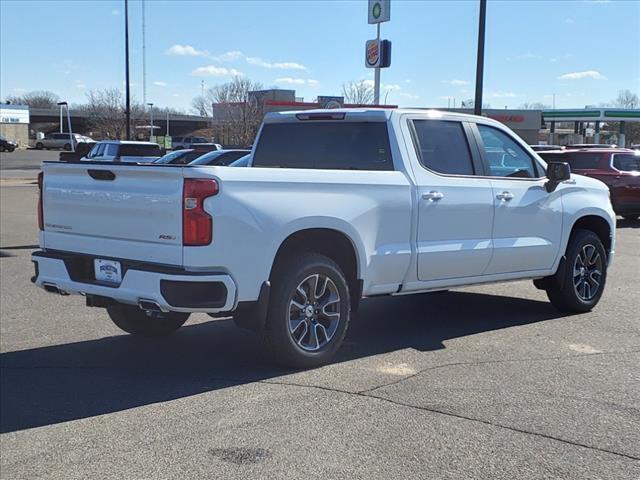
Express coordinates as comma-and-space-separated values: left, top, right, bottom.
31, 250, 237, 313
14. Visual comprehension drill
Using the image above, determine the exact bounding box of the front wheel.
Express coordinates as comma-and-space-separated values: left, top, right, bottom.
545, 229, 607, 313
263, 253, 351, 369
63, 143, 71, 151
107, 304, 189, 337
35, 142, 43, 150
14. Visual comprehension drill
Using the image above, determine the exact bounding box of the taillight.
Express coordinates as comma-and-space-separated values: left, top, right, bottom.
37, 171, 44, 231
182, 178, 218, 246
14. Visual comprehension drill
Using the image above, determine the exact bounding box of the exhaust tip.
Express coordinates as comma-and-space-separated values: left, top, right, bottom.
138, 299, 163, 312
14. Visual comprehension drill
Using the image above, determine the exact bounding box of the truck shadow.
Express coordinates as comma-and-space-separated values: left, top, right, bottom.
1, 291, 567, 433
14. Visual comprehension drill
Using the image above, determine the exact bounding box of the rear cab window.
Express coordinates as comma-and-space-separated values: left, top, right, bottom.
119, 144, 161, 157
253, 122, 393, 170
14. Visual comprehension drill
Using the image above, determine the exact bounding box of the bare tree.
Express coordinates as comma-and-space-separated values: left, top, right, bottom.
5, 90, 60, 108
81, 88, 145, 139
614, 89, 639, 109
519, 102, 551, 110
209, 76, 264, 147
342, 80, 374, 105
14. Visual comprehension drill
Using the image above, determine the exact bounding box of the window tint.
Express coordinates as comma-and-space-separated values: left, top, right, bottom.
104, 144, 118, 157
613, 153, 640, 172
477, 125, 537, 178
118, 144, 161, 157
411, 120, 474, 175
54, 133, 68, 140
253, 122, 392, 170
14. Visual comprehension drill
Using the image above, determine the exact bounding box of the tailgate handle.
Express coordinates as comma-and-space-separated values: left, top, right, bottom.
87, 169, 116, 181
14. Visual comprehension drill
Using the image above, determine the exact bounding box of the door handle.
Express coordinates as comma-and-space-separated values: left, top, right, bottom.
423, 191, 444, 201
496, 191, 514, 201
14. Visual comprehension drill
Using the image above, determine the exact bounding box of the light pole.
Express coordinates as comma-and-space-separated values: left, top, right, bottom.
57, 101, 74, 152
473, 0, 487, 116
59, 104, 63, 133
147, 103, 154, 142
124, 0, 131, 140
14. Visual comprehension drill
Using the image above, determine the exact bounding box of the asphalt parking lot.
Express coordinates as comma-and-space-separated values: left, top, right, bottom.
1, 151, 639, 479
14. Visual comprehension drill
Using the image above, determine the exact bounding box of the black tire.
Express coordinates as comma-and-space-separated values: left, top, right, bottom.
263, 253, 351, 369
63, 143, 71, 151
622, 215, 639, 221
107, 304, 189, 337
35, 142, 43, 150
545, 229, 607, 313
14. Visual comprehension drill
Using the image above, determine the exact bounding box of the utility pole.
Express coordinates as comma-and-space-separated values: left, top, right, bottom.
147, 103, 154, 142
124, 0, 131, 140
374, 23, 381, 105
473, 0, 487, 116
59, 104, 63, 133
142, 0, 147, 107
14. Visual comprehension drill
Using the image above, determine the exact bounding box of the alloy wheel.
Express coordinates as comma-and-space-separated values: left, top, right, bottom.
288, 274, 341, 352
573, 244, 603, 301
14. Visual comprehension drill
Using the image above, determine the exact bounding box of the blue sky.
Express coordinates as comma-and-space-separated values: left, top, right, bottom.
1, 0, 638, 112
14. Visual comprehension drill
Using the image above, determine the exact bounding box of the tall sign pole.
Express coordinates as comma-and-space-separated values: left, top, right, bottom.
367, 0, 391, 106
124, 0, 131, 140
473, 0, 487, 116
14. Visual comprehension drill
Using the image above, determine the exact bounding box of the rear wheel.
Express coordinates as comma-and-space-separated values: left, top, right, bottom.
544, 229, 607, 313
263, 253, 351, 369
63, 143, 71, 151
35, 142, 43, 150
107, 304, 189, 337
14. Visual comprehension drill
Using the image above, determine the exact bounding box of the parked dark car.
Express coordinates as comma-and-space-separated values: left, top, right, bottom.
154, 149, 203, 165
189, 149, 251, 166
0, 136, 17, 152
539, 148, 640, 220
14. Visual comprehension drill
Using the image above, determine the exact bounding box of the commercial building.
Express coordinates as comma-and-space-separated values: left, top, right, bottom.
0, 104, 29, 148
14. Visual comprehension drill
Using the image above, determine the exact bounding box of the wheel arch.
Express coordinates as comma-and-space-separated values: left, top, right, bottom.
569, 214, 613, 256
270, 227, 363, 311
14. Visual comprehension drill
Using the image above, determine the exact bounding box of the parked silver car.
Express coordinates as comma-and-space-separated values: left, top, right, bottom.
36, 133, 92, 151
171, 136, 209, 150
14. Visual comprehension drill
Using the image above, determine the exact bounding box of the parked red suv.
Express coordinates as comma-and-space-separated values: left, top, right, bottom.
539, 148, 640, 220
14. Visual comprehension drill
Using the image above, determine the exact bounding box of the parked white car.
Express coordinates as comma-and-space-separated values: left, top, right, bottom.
32, 108, 616, 367
172, 136, 212, 150
36, 133, 92, 151
81, 141, 162, 163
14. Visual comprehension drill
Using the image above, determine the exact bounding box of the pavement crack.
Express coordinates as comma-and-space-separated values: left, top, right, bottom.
358, 349, 640, 395
260, 376, 640, 462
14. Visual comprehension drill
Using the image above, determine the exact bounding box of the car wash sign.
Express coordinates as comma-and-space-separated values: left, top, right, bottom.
0, 105, 29, 124
368, 0, 390, 24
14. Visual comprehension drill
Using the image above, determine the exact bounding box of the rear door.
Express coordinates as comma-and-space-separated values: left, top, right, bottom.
405, 117, 495, 281
473, 123, 562, 274
42, 162, 185, 265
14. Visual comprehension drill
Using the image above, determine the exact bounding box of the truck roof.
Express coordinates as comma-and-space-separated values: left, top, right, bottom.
264, 108, 504, 127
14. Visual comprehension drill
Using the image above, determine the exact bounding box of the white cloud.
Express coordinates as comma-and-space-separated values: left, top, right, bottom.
490, 91, 517, 98
13, 88, 27, 93
212, 50, 244, 62
557, 70, 606, 80
166, 44, 208, 57
172, 93, 181, 97
246, 57, 307, 71
405, 79, 412, 84
564, 18, 575, 24
111, 9, 119, 15
399, 92, 420, 100
362, 79, 375, 88
442, 79, 470, 86
383, 84, 402, 92
191, 66, 243, 77
74, 80, 86, 89
275, 78, 319, 87
153, 81, 168, 87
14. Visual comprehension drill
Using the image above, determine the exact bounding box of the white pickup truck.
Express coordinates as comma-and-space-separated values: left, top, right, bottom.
32, 109, 616, 367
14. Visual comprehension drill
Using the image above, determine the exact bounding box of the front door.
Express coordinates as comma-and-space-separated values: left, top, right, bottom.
407, 118, 495, 281
473, 123, 563, 274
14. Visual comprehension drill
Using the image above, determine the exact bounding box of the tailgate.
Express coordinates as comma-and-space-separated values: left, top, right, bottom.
41, 162, 184, 265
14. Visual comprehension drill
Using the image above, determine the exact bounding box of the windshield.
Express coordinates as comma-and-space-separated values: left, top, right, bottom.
154, 149, 194, 164
229, 154, 251, 167
613, 154, 640, 172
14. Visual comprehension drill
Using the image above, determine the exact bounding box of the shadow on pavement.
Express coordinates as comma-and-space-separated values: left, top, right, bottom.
616, 218, 639, 229
1, 291, 567, 433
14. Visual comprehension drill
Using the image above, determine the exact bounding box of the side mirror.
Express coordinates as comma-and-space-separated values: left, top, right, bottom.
545, 162, 571, 192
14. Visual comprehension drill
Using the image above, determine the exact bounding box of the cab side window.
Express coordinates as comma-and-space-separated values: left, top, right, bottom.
477, 125, 539, 178
410, 120, 475, 175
